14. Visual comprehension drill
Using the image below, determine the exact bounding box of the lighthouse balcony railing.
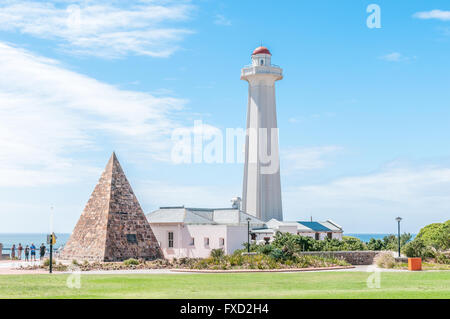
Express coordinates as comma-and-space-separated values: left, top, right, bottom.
243, 63, 281, 68
241, 65, 283, 77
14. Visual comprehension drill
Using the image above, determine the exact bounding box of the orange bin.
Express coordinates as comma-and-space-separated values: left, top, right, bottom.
408, 258, 422, 271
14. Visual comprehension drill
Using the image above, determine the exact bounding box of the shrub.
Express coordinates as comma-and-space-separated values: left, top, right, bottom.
269, 248, 286, 261
402, 238, 434, 258
341, 237, 367, 251
71, 259, 79, 265
54, 263, 68, 271
367, 238, 384, 251
43, 258, 56, 266
123, 258, 140, 266
271, 232, 368, 252
210, 248, 225, 259
374, 252, 395, 268
435, 253, 450, 265
242, 242, 259, 253
258, 244, 274, 255
416, 220, 450, 250
229, 253, 244, 267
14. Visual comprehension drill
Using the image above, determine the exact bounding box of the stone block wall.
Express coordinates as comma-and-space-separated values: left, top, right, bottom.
395, 257, 409, 263
298, 251, 379, 265
61, 153, 162, 262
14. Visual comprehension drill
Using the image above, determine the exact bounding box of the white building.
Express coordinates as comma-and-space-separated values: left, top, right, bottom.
241, 46, 283, 222
146, 206, 265, 259
145, 46, 344, 260
252, 219, 344, 243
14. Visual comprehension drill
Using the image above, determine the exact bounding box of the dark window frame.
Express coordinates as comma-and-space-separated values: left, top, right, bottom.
168, 232, 174, 248
126, 234, 137, 244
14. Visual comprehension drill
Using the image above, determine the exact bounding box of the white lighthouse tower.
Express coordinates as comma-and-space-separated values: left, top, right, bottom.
241, 46, 283, 222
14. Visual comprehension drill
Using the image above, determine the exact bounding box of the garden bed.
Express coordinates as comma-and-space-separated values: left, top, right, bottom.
171, 265, 354, 273
374, 252, 450, 270
16, 251, 351, 272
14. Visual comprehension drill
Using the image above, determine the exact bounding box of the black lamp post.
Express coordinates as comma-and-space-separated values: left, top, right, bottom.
395, 217, 402, 257
247, 217, 251, 253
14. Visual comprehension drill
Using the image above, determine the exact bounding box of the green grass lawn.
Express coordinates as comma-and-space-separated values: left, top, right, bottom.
0, 271, 449, 299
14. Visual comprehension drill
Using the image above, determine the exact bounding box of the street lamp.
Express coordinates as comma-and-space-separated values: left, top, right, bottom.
395, 217, 402, 258
246, 217, 251, 253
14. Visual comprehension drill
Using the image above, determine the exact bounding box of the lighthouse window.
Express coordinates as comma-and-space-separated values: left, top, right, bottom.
260, 59, 264, 65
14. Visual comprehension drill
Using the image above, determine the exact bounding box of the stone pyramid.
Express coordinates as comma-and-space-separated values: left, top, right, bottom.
61, 153, 162, 262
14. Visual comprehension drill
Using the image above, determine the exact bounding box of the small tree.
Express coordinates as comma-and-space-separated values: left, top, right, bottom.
402, 238, 433, 258
367, 238, 384, 251
416, 220, 450, 250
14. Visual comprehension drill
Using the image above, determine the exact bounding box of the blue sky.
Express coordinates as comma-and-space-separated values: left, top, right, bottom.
1, 0, 450, 234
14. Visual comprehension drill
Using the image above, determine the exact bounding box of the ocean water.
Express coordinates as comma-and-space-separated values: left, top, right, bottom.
0, 233, 70, 259
345, 233, 416, 242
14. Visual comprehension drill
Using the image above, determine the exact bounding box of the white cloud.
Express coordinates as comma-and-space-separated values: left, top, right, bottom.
413, 10, 450, 21
0, 42, 191, 187
214, 14, 231, 26
281, 146, 342, 172
379, 52, 403, 62
283, 164, 450, 232
138, 181, 237, 210
379, 52, 417, 63
0, 0, 194, 58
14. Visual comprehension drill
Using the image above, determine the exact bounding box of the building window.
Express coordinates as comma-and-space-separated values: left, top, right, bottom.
126, 234, 137, 243
204, 237, 209, 247
219, 238, 224, 246
327, 232, 332, 239
260, 59, 264, 65
168, 232, 174, 248
189, 237, 195, 246
315, 233, 320, 240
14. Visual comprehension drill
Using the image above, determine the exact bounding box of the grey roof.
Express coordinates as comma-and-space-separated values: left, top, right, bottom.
146, 206, 265, 226
146, 207, 215, 224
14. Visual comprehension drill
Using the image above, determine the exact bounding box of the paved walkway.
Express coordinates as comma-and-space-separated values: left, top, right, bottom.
0, 260, 47, 274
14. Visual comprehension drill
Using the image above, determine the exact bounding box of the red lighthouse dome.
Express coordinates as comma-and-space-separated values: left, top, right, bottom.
252, 46, 271, 55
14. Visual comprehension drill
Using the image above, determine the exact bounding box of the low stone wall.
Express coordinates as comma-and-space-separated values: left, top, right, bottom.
395, 257, 409, 263
298, 251, 379, 265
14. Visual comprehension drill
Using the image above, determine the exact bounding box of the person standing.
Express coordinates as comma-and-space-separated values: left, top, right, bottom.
17, 243, 23, 260
30, 243, 36, 262
39, 243, 46, 260
24, 245, 30, 262
11, 244, 16, 260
